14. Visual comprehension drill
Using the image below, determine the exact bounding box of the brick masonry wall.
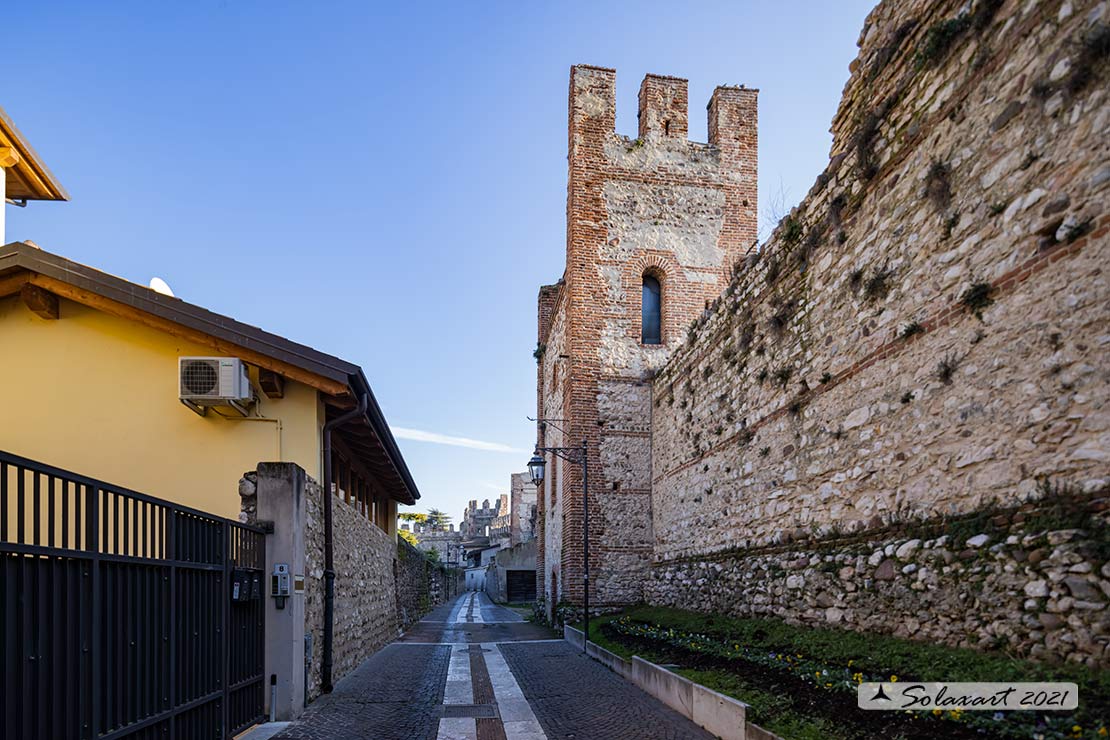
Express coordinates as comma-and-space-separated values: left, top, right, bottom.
648, 0, 1110, 663
538, 64, 758, 611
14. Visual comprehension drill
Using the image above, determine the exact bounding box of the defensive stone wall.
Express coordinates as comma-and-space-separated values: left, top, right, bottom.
648, 0, 1109, 664
538, 64, 759, 614
404, 521, 462, 563
648, 489, 1109, 665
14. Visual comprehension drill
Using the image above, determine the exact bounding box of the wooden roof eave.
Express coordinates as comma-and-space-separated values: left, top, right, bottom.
325, 405, 416, 505
0, 108, 68, 202
0, 268, 350, 398
0, 241, 422, 504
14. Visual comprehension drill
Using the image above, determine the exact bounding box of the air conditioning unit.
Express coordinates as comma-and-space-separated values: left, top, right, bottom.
179, 357, 253, 416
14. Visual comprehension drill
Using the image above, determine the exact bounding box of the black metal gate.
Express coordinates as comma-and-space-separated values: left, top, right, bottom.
0, 450, 266, 739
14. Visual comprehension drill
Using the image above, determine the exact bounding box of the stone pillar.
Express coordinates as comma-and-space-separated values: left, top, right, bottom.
255, 462, 308, 720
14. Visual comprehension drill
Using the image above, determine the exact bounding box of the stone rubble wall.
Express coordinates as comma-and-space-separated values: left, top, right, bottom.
396, 536, 460, 629
647, 494, 1110, 666
303, 477, 399, 701
648, 0, 1109, 664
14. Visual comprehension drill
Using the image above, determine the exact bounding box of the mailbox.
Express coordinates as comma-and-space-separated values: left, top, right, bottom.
231, 569, 261, 603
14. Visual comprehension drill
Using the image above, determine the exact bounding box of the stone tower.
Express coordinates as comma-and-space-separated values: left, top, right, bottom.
536, 65, 757, 615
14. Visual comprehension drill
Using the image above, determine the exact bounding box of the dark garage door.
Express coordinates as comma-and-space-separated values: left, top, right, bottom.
506, 569, 537, 603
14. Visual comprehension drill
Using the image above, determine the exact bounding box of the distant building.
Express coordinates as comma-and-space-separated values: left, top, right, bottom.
509, 472, 538, 546
461, 496, 508, 538
402, 492, 520, 570
401, 521, 463, 566
489, 509, 512, 550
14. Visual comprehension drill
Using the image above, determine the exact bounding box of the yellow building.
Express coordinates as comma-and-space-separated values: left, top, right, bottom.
0, 240, 419, 526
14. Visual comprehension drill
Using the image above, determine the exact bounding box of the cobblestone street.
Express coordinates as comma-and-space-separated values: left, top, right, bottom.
262, 593, 717, 740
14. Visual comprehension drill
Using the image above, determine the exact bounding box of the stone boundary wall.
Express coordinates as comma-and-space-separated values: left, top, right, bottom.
396, 536, 460, 628
647, 0, 1109, 664
303, 477, 398, 701
647, 492, 1109, 666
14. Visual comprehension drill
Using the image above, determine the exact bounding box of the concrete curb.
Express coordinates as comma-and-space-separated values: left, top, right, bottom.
563, 626, 783, 740
235, 721, 292, 740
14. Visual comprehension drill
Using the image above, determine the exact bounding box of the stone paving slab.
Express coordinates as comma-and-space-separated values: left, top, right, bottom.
269, 595, 714, 740
499, 641, 717, 740
273, 643, 450, 740
399, 592, 555, 644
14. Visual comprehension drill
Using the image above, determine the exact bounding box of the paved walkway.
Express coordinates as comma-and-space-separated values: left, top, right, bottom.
266, 592, 714, 740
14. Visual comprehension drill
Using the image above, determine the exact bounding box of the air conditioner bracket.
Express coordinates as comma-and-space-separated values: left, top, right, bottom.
181, 398, 208, 417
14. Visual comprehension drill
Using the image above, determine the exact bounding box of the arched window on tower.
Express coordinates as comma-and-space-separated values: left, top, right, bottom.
642, 273, 662, 345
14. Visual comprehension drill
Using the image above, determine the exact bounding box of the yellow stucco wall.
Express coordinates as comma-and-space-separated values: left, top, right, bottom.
0, 294, 322, 519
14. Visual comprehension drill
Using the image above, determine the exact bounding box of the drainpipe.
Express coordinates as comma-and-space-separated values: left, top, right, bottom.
321, 390, 367, 694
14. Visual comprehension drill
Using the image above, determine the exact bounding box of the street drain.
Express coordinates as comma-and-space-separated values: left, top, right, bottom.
439, 704, 499, 719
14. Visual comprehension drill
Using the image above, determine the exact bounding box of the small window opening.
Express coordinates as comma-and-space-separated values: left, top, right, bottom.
642, 274, 662, 344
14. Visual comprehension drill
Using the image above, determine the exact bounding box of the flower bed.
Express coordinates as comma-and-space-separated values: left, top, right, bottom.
595, 607, 1108, 740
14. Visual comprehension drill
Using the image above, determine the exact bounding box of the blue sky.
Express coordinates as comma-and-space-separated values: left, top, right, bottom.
6, 0, 875, 521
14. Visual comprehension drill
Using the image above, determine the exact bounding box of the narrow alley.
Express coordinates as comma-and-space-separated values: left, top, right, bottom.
267, 592, 716, 740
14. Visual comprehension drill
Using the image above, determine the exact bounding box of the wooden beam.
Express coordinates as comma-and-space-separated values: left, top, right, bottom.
20, 283, 58, 319
324, 394, 359, 411
0, 120, 68, 201
331, 424, 414, 505
0, 271, 30, 299
27, 274, 350, 396
331, 433, 383, 493
258, 369, 285, 399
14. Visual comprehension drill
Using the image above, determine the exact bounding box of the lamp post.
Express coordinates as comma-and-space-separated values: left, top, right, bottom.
528, 439, 590, 651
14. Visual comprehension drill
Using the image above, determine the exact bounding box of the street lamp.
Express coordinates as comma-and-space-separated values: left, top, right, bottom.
527, 454, 546, 486
528, 439, 590, 652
